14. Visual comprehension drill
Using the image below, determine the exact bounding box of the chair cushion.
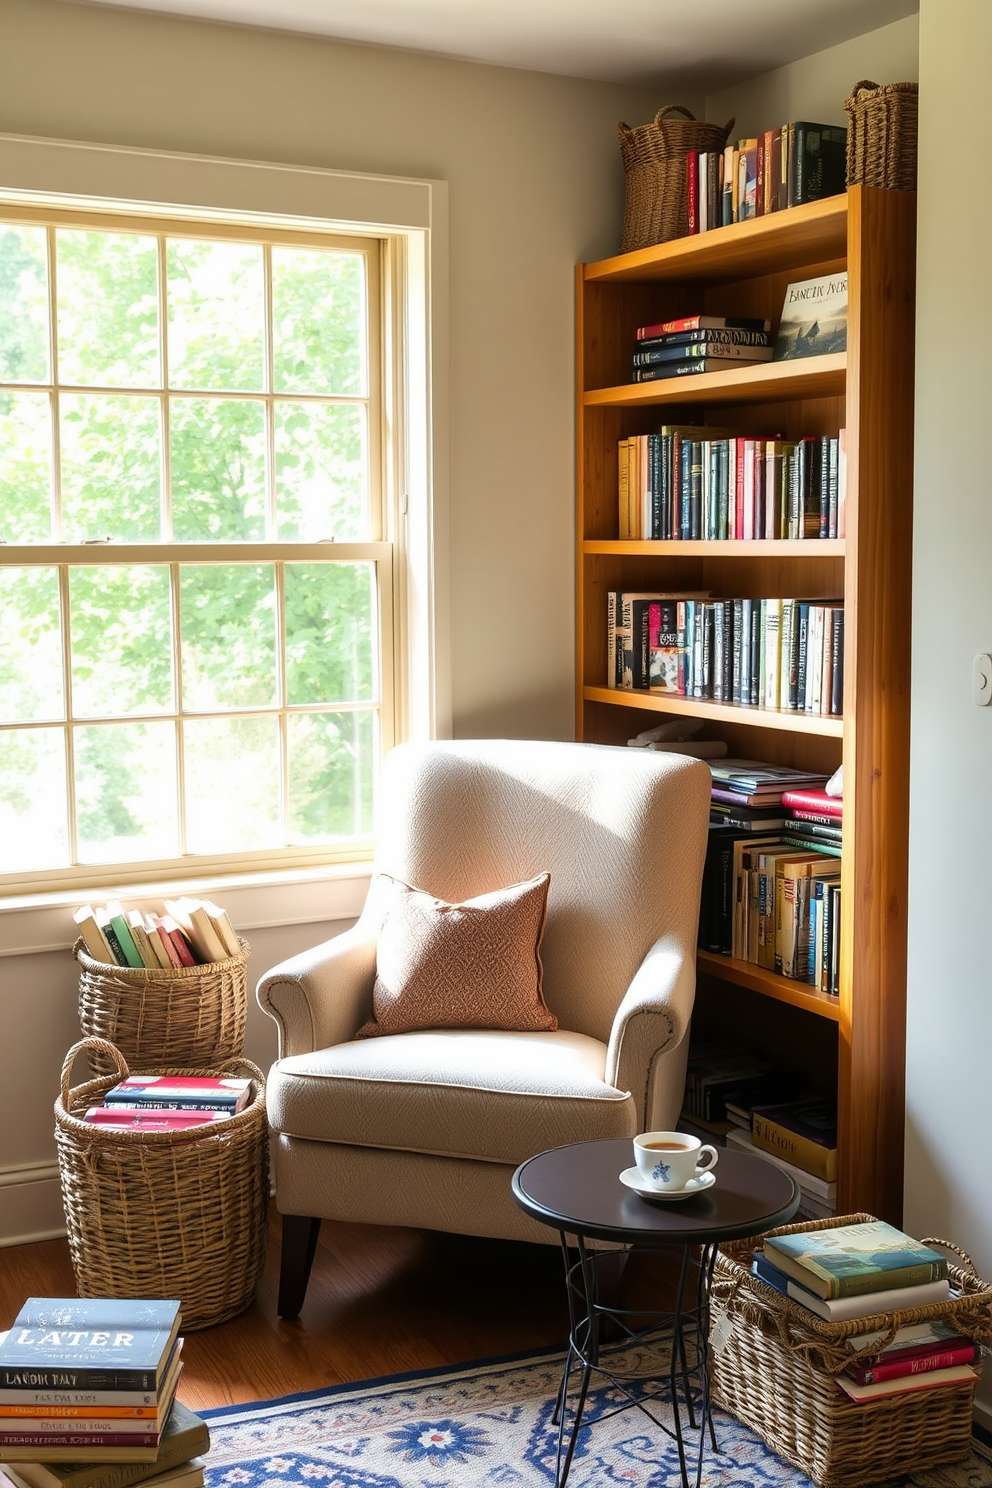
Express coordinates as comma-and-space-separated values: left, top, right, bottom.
356, 871, 557, 1038
266, 1028, 637, 1165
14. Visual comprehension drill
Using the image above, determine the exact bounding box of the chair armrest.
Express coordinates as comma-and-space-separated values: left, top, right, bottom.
605, 934, 697, 1130
256, 922, 378, 1059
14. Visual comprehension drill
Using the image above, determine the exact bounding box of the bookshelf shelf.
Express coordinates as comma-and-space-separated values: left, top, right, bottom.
575, 186, 916, 1223
696, 951, 842, 1020
582, 686, 844, 737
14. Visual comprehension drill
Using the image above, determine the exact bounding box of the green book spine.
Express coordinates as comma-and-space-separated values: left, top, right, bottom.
108, 915, 144, 969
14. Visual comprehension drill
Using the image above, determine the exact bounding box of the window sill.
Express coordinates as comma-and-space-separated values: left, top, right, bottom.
0, 861, 373, 958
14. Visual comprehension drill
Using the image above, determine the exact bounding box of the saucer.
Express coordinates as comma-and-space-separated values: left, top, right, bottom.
619, 1167, 717, 1202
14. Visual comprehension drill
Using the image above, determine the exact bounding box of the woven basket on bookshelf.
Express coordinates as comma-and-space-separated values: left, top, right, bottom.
56, 1037, 269, 1331
75, 936, 249, 1076
709, 1212, 992, 1488
844, 79, 918, 191
618, 105, 735, 252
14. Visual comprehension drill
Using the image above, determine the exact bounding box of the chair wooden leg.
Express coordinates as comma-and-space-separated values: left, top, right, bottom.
278, 1214, 321, 1318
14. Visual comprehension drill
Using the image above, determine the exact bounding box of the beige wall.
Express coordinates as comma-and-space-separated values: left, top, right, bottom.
0, 0, 671, 745
904, 0, 992, 1429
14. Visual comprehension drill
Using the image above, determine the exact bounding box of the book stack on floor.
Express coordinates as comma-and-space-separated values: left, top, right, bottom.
0, 1298, 209, 1488
73, 899, 240, 971
81, 1073, 256, 1135
751, 1220, 984, 1400
679, 1042, 801, 1141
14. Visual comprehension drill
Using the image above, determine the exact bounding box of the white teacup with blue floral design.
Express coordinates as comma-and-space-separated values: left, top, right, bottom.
632, 1131, 719, 1191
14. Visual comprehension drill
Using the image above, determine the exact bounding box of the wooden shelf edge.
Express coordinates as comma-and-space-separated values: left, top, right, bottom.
584, 353, 845, 409
696, 949, 842, 1020
583, 195, 849, 285
582, 687, 844, 737
583, 539, 845, 558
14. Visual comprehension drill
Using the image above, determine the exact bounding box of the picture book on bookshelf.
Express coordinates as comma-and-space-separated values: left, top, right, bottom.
773, 272, 848, 360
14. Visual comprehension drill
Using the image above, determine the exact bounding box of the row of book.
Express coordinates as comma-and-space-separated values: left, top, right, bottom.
607, 592, 845, 717
753, 1219, 982, 1402
617, 426, 847, 541
81, 1073, 256, 1133
687, 121, 847, 235
73, 898, 240, 970
0, 1297, 209, 1486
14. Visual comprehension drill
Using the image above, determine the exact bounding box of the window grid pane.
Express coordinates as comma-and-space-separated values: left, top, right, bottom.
0, 206, 386, 886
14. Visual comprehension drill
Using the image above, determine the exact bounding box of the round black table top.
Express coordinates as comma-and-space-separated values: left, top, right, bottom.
512, 1138, 799, 1245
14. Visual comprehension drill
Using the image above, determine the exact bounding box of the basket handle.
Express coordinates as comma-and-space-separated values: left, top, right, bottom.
654, 104, 698, 128
921, 1236, 979, 1277
61, 1036, 129, 1107
845, 79, 881, 108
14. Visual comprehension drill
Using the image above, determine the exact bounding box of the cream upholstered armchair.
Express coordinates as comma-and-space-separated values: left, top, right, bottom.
257, 738, 711, 1316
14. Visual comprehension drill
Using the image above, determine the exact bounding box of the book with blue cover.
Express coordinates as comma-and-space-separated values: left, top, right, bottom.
763, 1219, 948, 1300
0, 1301, 180, 1391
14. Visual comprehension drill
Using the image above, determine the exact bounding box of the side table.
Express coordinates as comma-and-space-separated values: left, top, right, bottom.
512, 1138, 798, 1488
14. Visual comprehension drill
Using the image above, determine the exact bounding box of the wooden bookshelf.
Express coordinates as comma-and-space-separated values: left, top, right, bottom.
575, 187, 916, 1223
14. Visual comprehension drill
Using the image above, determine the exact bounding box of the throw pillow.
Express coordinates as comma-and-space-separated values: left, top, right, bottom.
356, 871, 557, 1037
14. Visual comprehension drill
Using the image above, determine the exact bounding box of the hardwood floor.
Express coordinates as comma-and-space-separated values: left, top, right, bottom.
0, 1206, 682, 1412
0, 1205, 573, 1411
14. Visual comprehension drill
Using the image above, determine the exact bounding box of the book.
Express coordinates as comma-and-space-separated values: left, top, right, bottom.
635, 328, 772, 351
781, 787, 843, 818
750, 1096, 838, 1180
751, 1252, 952, 1322
71, 909, 114, 966
156, 917, 195, 968
93, 910, 129, 969
139, 916, 173, 971
846, 1341, 981, 1386
1, 1457, 206, 1488
0, 1403, 207, 1473
835, 1364, 977, 1403
105, 904, 144, 970
82, 1108, 231, 1131
197, 900, 240, 958
764, 1219, 948, 1300
163, 900, 226, 964
632, 342, 773, 368
633, 357, 769, 382
788, 122, 847, 207
724, 1125, 835, 1205
0, 1303, 180, 1392
843, 1319, 978, 1379
125, 913, 160, 972
102, 1075, 254, 1113
0, 1351, 181, 1413
635, 314, 771, 340
773, 272, 848, 361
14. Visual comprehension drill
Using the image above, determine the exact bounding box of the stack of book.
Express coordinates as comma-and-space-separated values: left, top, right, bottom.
82, 1074, 256, 1134
73, 899, 240, 970
0, 1298, 209, 1485
617, 424, 846, 541
630, 314, 773, 384
688, 120, 847, 233
752, 1220, 981, 1401
727, 1094, 838, 1217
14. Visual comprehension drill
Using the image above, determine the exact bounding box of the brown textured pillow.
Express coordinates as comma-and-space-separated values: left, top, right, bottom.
356, 872, 557, 1038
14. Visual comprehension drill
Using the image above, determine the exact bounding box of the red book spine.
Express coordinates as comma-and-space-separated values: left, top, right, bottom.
849, 1342, 981, 1385
687, 151, 699, 234
733, 437, 745, 540
780, 788, 843, 817
0, 1432, 160, 1448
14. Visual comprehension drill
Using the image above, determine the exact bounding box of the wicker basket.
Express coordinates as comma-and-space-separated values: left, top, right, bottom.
844, 79, 919, 191
709, 1212, 992, 1488
618, 105, 735, 252
75, 937, 249, 1076
55, 1037, 269, 1331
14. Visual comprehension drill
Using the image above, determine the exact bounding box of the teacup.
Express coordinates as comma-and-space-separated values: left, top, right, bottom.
633, 1131, 719, 1191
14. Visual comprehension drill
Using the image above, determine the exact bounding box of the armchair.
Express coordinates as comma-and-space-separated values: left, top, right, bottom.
257, 738, 711, 1316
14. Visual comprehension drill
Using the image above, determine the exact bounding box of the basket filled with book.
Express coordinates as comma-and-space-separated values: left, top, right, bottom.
709, 1213, 992, 1488
73, 898, 249, 1076
55, 1037, 268, 1332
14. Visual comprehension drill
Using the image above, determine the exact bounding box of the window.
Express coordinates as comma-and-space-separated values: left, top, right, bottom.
0, 207, 397, 888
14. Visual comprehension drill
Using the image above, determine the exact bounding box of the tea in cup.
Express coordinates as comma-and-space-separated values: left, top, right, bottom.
633, 1131, 718, 1190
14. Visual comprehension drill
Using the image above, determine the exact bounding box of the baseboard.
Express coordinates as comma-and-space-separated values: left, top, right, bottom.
0, 1163, 66, 1246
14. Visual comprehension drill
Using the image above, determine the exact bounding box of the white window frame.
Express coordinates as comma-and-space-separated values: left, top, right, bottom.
0, 133, 450, 954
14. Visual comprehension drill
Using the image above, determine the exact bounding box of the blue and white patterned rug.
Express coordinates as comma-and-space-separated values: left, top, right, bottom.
200, 1341, 992, 1488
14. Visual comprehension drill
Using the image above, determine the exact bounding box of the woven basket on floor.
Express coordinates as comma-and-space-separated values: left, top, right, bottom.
709, 1212, 992, 1488
56, 1036, 269, 1331
844, 79, 919, 191
618, 105, 735, 252
75, 936, 249, 1076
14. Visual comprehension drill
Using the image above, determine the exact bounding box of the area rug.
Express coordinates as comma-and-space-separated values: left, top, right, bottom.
200, 1340, 992, 1488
